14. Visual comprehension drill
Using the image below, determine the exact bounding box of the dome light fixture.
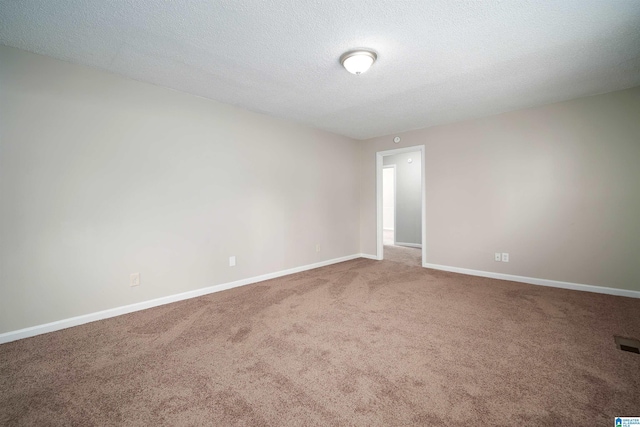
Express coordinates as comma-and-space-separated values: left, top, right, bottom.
340, 50, 377, 75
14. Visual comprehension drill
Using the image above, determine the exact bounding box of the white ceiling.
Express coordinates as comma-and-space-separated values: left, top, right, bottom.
1, 1, 639, 140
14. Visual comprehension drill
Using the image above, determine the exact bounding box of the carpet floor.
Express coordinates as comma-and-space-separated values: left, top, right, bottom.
383, 244, 422, 267
1, 246, 639, 426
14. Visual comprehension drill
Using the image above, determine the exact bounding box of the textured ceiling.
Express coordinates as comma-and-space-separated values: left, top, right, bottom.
1, 1, 639, 139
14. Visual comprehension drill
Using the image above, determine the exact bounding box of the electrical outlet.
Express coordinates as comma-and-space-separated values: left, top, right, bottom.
130, 273, 140, 287
316, 244, 321, 253
495, 253, 502, 262
502, 253, 509, 262
229, 256, 236, 267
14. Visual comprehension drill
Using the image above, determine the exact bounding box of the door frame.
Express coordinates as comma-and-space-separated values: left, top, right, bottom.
376, 145, 426, 266
382, 164, 397, 246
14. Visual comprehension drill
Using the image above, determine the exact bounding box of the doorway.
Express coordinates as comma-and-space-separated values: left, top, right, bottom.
376, 145, 426, 266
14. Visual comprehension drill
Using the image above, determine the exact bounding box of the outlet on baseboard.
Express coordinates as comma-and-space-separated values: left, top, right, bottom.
130, 273, 140, 287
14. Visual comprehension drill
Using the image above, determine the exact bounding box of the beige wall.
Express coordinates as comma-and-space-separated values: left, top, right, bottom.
360, 87, 640, 291
0, 46, 360, 333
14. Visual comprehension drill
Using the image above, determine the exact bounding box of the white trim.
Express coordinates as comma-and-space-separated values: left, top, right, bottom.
7, 255, 630, 344
376, 145, 426, 265
424, 263, 640, 299
382, 164, 397, 246
0, 253, 366, 344
383, 228, 394, 231
395, 242, 422, 248
421, 146, 427, 268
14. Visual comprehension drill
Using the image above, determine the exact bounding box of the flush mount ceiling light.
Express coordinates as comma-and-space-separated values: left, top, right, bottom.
340, 50, 377, 75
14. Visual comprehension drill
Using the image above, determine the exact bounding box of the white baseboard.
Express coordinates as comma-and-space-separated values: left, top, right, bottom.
0, 253, 365, 344
424, 263, 640, 299
7, 255, 633, 345
395, 242, 422, 248
383, 228, 394, 231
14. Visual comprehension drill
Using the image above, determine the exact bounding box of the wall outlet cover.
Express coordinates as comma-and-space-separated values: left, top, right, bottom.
229, 256, 236, 267
130, 273, 140, 287
495, 253, 502, 261
502, 253, 510, 262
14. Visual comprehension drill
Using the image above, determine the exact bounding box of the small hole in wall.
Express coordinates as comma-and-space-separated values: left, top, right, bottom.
620, 344, 640, 354
614, 336, 640, 354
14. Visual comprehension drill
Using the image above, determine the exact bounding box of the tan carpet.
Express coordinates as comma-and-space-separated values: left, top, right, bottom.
1, 254, 639, 426
384, 244, 422, 267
